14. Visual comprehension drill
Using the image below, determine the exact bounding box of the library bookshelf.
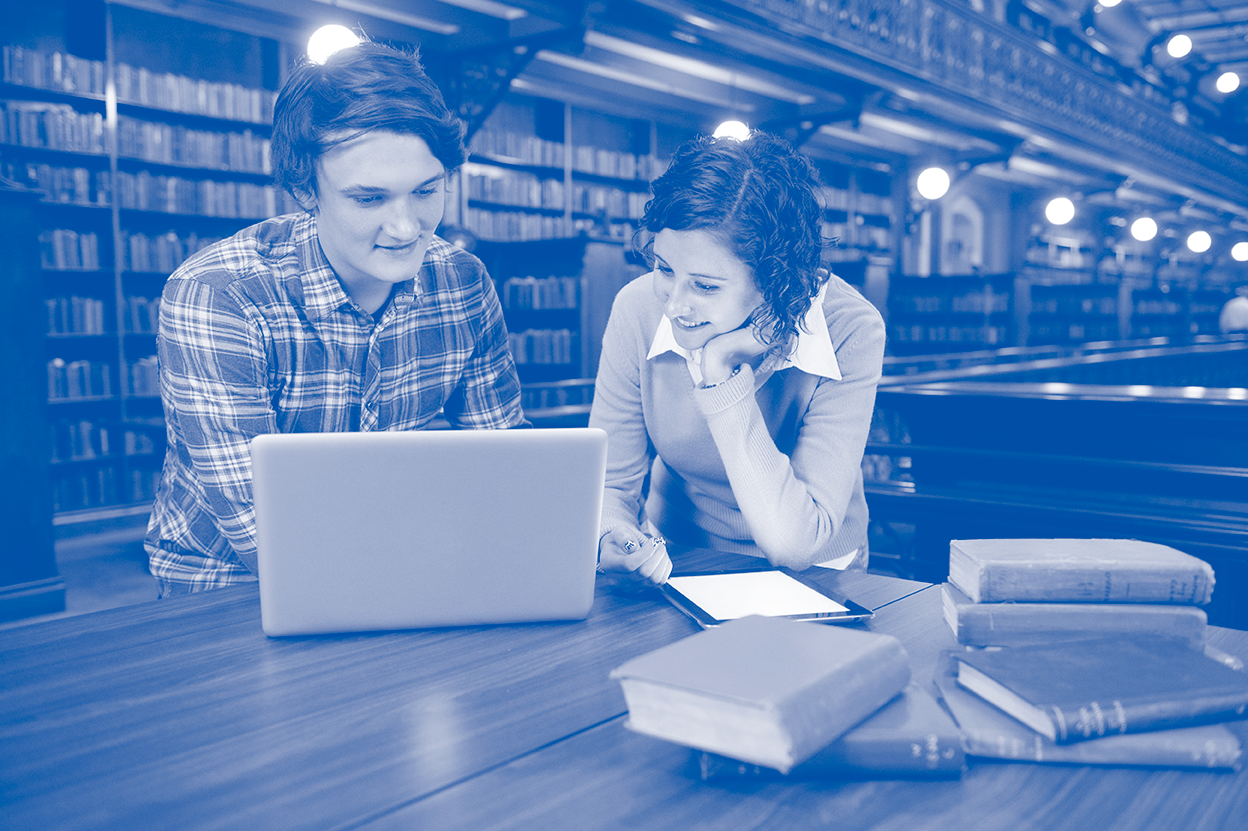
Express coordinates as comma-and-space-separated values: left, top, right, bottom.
3, 24, 286, 525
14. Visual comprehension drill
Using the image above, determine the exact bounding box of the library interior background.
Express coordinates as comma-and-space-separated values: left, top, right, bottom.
3, 0, 1248, 629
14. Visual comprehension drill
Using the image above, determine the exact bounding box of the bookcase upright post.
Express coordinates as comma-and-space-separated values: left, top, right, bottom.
0, 184, 66, 621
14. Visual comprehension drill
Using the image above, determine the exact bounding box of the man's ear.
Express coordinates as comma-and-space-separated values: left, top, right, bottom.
293, 187, 318, 214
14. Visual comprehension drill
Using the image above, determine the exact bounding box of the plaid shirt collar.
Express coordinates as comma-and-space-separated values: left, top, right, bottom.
287, 211, 419, 323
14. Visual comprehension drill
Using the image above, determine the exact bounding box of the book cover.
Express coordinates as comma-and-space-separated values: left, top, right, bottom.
953, 638, 1248, 744
941, 582, 1208, 648
948, 539, 1215, 604
698, 684, 964, 779
932, 654, 1242, 769
610, 615, 911, 773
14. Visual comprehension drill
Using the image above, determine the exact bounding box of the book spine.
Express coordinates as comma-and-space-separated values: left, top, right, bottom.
780, 637, 911, 768
1050, 692, 1248, 744
698, 735, 965, 779
971, 565, 1215, 605
958, 726, 1242, 769
944, 590, 1208, 648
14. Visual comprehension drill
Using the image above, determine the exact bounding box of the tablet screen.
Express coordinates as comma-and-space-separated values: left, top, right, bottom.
665, 571, 850, 620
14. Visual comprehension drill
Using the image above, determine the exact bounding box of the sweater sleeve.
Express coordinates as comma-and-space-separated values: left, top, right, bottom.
693, 296, 886, 569
587, 279, 655, 537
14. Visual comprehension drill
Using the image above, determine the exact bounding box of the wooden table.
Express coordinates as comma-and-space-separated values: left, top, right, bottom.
1, 549, 1244, 831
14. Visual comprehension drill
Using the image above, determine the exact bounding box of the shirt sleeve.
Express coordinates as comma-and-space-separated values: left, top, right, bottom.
587, 283, 654, 537
441, 260, 528, 429
692, 300, 886, 569
157, 275, 278, 576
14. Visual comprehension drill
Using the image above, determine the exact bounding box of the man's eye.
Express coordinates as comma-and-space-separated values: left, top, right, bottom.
416, 186, 440, 197
353, 195, 382, 205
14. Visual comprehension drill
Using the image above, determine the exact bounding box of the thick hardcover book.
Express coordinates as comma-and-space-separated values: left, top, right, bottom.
698, 684, 964, 779
610, 615, 911, 773
947, 539, 1215, 604
953, 638, 1248, 744
933, 654, 1242, 769
941, 583, 1208, 648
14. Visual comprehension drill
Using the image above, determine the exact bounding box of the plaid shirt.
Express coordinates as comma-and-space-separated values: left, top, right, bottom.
145, 211, 525, 588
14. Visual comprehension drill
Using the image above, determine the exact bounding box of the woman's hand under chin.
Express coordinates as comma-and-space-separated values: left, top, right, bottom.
699, 322, 773, 387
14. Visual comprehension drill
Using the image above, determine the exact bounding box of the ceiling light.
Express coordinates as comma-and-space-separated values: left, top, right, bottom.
307, 25, 362, 64
1131, 217, 1158, 241
916, 167, 950, 200
713, 120, 750, 140
1167, 34, 1192, 59
1187, 230, 1212, 253
1045, 197, 1075, 225
1232, 242, 1248, 261
1217, 72, 1241, 94
1099, 0, 1121, 6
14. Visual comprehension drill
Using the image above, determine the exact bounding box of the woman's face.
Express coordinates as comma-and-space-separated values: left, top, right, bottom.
651, 228, 764, 351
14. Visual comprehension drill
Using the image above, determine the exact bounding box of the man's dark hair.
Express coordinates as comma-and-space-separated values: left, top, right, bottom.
271, 39, 467, 202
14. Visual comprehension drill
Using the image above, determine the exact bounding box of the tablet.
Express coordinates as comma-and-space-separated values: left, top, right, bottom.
658, 568, 874, 628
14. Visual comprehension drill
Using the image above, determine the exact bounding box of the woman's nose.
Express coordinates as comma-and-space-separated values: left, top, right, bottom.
664, 281, 692, 316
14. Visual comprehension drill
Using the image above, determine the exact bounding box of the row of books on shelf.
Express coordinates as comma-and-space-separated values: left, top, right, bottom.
1031, 296, 1117, 316
3, 45, 277, 124
820, 187, 893, 216
508, 328, 575, 365
115, 170, 291, 219
1, 102, 271, 173
1, 101, 104, 154
40, 229, 101, 271
519, 383, 594, 412
4, 162, 110, 206
46, 295, 108, 335
895, 292, 1010, 314
612, 538, 1244, 784
467, 167, 564, 210
572, 182, 646, 220
53, 467, 160, 512
464, 207, 569, 241
822, 222, 890, 251
1029, 321, 1119, 341
501, 276, 579, 310
469, 126, 661, 180
890, 324, 1010, 345
123, 230, 223, 274
50, 418, 160, 463
47, 355, 159, 399
116, 118, 270, 174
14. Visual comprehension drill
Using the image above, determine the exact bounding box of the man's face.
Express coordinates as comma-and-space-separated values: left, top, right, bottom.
304, 130, 446, 305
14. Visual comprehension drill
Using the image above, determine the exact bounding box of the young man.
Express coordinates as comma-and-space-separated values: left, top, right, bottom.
145, 41, 526, 596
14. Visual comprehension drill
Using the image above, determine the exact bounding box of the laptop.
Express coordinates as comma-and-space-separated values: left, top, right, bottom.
250, 427, 608, 636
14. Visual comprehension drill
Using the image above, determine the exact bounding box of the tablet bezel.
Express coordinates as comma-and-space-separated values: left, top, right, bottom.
658, 567, 875, 628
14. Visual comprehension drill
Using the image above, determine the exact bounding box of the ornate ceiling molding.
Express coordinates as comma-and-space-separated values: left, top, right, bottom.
730, 0, 1248, 210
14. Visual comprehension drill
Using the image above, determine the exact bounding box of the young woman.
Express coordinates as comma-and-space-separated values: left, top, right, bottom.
589, 132, 886, 586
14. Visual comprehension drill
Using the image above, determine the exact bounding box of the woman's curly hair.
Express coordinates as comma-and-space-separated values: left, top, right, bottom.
640, 132, 828, 348
271, 39, 467, 205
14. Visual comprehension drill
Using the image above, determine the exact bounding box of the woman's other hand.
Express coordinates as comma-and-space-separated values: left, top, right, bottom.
597, 527, 672, 586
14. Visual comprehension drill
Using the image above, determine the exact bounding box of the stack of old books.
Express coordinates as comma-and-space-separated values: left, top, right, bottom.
611, 614, 966, 781
936, 538, 1247, 769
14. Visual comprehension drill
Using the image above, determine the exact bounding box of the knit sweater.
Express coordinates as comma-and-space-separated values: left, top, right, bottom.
588, 270, 886, 570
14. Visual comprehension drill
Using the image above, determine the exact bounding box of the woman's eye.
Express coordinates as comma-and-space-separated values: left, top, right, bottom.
695, 282, 718, 293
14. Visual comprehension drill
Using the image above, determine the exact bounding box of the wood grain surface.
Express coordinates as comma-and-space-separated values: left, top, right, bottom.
0, 557, 927, 831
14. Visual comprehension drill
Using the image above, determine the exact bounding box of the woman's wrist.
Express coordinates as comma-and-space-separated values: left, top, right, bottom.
700, 364, 741, 389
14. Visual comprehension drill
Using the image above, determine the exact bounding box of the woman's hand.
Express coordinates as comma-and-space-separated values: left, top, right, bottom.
700, 321, 771, 387
597, 527, 672, 587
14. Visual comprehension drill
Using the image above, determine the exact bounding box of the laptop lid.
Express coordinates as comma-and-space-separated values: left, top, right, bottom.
251, 427, 607, 636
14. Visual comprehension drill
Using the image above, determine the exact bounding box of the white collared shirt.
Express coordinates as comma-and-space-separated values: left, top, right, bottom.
646, 283, 842, 386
